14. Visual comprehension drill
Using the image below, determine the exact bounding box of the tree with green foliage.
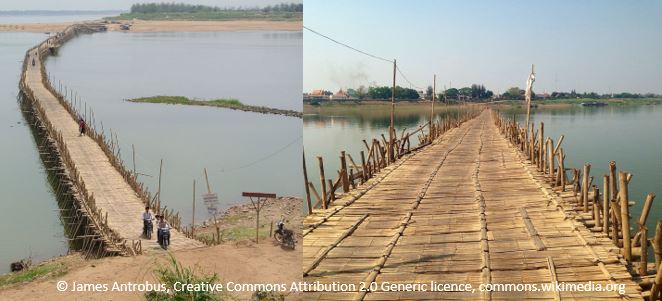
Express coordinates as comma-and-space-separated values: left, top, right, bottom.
504, 87, 522, 99
444, 88, 459, 100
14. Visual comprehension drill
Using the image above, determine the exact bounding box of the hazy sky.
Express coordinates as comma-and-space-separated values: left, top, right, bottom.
304, 0, 662, 94
1, 0, 299, 11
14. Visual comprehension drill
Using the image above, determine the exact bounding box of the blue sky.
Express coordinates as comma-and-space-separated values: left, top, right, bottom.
304, 0, 662, 94
1, 0, 299, 11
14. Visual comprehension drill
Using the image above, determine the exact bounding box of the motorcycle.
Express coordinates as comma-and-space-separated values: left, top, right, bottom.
158, 228, 170, 250
143, 220, 153, 239
273, 221, 296, 249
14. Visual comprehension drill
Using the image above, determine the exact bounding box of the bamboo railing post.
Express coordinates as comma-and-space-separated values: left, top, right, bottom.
303, 151, 312, 214
593, 186, 600, 227
317, 157, 327, 209
340, 151, 349, 193
360, 151, 367, 182
538, 122, 544, 171
655, 220, 662, 269
603, 175, 610, 235
620, 171, 632, 262
582, 163, 590, 212
641, 226, 648, 275
191, 180, 195, 237
547, 138, 554, 179
652, 263, 662, 301
328, 179, 335, 203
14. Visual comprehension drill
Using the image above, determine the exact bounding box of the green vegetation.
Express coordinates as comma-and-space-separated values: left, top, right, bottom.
497, 98, 662, 106
129, 96, 302, 118
367, 86, 421, 100
220, 225, 271, 241
145, 254, 232, 301
0, 262, 66, 287
108, 2, 302, 21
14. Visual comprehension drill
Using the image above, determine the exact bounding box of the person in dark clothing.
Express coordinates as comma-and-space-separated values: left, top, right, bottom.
78, 117, 86, 136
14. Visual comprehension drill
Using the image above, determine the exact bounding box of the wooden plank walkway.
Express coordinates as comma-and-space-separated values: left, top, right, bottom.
303, 110, 643, 300
24, 44, 204, 253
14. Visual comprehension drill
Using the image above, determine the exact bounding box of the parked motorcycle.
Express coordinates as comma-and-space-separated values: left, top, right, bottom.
273, 220, 296, 249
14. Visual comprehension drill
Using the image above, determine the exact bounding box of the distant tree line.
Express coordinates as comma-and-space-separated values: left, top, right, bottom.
130, 2, 302, 14
368, 86, 420, 100
500, 87, 661, 100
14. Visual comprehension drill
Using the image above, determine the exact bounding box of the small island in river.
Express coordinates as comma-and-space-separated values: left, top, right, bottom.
128, 96, 302, 118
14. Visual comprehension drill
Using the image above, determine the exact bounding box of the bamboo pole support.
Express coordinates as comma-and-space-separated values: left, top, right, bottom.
582, 163, 590, 212
652, 263, 662, 301
340, 151, 349, 193
603, 175, 610, 235
317, 157, 327, 209
303, 151, 312, 214
641, 226, 648, 275
655, 220, 662, 269
620, 171, 632, 262
192, 180, 196, 237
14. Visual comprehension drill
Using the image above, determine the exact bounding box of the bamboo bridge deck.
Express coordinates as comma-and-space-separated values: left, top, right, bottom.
303, 111, 644, 300
22, 27, 203, 253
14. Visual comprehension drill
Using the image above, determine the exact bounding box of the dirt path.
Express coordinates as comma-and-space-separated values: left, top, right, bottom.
1, 241, 302, 301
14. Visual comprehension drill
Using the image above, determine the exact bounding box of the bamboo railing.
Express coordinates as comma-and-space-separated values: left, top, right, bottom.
492, 110, 662, 300
304, 107, 481, 212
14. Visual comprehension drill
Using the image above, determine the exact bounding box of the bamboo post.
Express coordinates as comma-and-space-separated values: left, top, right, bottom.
538, 122, 544, 171
340, 151, 349, 193
654, 220, 662, 269
132, 144, 136, 178
303, 151, 312, 214
652, 263, 662, 301
640, 193, 656, 230
360, 151, 367, 182
547, 138, 554, 179
157, 159, 163, 211
317, 157, 327, 209
603, 175, 610, 235
191, 180, 196, 237
641, 226, 648, 275
389, 59, 396, 164
593, 186, 600, 226
582, 163, 590, 212
620, 171, 632, 262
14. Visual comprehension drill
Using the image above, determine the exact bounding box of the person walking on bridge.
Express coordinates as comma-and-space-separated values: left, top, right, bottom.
78, 117, 86, 136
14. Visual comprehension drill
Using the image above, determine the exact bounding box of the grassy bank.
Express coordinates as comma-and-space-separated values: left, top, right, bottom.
106, 11, 302, 21
0, 262, 67, 287
129, 96, 302, 118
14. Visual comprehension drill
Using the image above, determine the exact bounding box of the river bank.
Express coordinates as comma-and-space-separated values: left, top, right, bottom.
0, 20, 302, 33
0, 197, 304, 300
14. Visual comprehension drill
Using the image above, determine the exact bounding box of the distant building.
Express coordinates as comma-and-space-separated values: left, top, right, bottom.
303, 89, 333, 101
330, 89, 350, 100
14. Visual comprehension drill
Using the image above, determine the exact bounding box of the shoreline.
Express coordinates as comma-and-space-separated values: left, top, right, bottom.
0, 19, 302, 33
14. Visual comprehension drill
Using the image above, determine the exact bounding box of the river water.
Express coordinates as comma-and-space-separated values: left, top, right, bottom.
45, 31, 303, 226
304, 103, 662, 248
0, 32, 68, 273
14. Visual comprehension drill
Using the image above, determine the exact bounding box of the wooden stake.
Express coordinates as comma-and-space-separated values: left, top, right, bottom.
192, 180, 196, 237
389, 59, 396, 163
603, 175, 610, 235
619, 171, 632, 262
317, 157, 327, 209
582, 163, 591, 212
303, 151, 312, 214
654, 220, 662, 269
132, 144, 136, 178
641, 226, 648, 275
340, 151, 349, 193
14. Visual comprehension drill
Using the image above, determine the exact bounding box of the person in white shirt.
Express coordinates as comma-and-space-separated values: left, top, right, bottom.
142, 206, 153, 239
156, 215, 171, 247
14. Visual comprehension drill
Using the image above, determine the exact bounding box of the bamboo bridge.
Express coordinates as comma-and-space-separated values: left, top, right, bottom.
303, 109, 662, 300
18, 23, 204, 257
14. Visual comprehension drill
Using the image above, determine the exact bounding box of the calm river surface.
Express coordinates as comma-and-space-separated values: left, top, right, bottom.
304, 103, 662, 241
45, 31, 303, 226
0, 32, 68, 273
